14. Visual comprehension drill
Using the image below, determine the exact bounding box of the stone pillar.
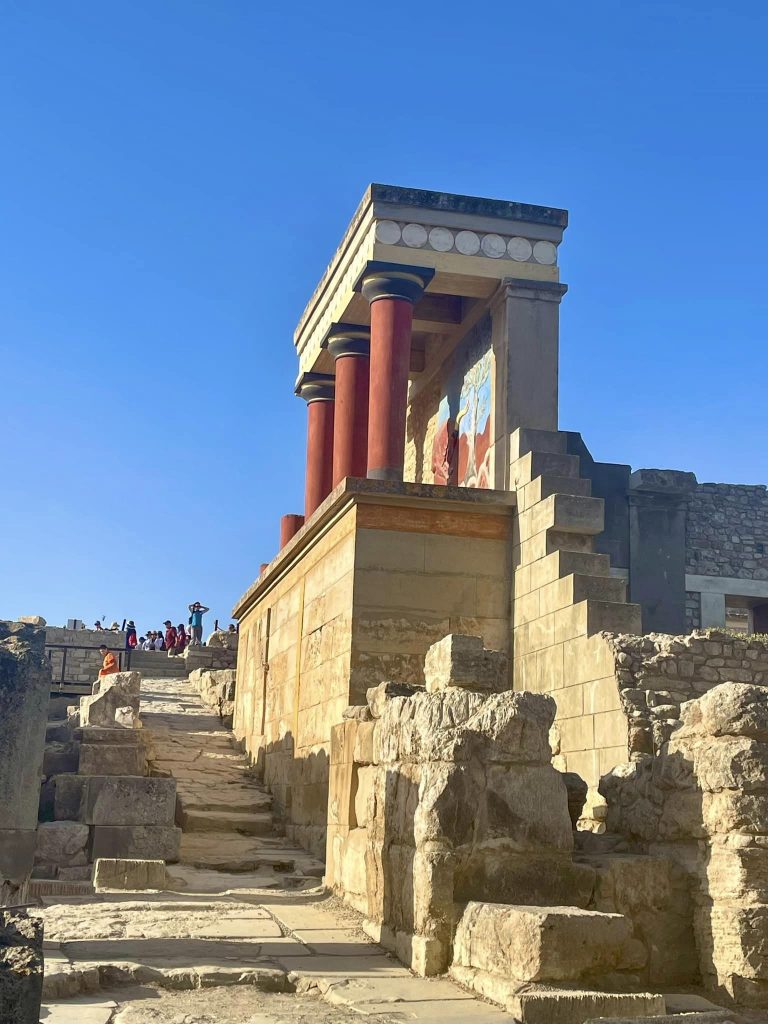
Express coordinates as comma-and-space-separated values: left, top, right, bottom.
280, 514, 304, 549
326, 324, 371, 486
490, 278, 567, 488
628, 469, 697, 634
359, 262, 434, 481
296, 373, 335, 519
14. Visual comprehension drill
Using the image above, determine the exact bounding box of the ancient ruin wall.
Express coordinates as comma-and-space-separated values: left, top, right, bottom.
686, 483, 768, 581
0, 622, 50, 903
601, 682, 768, 1009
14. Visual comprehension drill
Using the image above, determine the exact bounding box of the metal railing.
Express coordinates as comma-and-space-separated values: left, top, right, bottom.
45, 643, 133, 690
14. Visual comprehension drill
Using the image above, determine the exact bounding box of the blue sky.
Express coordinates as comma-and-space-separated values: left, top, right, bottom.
1, 1, 766, 630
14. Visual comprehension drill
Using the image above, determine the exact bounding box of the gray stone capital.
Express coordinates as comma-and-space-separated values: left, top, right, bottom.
356, 260, 435, 305
500, 278, 568, 303
322, 323, 371, 361
295, 372, 335, 403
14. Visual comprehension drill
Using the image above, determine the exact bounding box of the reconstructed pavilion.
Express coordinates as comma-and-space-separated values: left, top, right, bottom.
232, 184, 768, 856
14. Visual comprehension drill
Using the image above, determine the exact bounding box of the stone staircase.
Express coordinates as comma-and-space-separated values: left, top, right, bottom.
139, 675, 325, 891
127, 649, 189, 678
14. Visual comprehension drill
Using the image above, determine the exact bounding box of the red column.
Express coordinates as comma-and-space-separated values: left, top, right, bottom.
327, 327, 370, 487
280, 513, 305, 548
360, 263, 434, 481
296, 373, 335, 519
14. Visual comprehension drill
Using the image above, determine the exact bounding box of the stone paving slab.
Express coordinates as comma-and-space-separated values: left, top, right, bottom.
41, 995, 117, 1023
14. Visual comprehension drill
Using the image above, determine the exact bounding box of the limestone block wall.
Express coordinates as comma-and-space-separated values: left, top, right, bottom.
234, 507, 356, 855
233, 480, 514, 857
45, 627, 127, 685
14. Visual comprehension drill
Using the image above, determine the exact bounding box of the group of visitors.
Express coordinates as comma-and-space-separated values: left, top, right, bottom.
120, 602, 210, 653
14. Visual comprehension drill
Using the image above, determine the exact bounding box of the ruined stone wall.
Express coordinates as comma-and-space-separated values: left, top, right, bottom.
605, 630, 768, 758
686, 482, 768, 580
45, 626, 127, 685
0, 622, 50, 903
326, 636, 582, 977
601, 682, 768, 1009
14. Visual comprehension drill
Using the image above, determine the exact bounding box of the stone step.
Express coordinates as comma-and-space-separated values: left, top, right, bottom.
539, 573, 627, 616
28, 878, 95, 898
178, 832, 296, 872
178, 788, 272, 814
509, 988, 665, 1024
520, 475, 592, 511
453, 902, 640, 985
532, 493, 604, 537
584, 599, 642, 636
179, 808, 275, 836
526, 550, 612, 592
583, 1013, 743, 1024
509, 427, 568, 462
512, 450, 582, 487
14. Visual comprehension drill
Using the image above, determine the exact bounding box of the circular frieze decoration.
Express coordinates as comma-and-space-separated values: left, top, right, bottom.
375, 220, 402, 244
507, 236, 533, 261
455, 230, 481, 255
533, 240, 557, 265
402, 223, 428, 248
428, 226, 454, 252
481, 233, 506, 258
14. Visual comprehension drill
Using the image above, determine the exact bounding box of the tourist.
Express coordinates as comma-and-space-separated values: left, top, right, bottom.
175, 624, 188, 654
153, 632, 165, 651
98, 645, 118, 677
93, 620, 103, 631
109, 621, 120, 631
164, 620, 177, 654
125, 620, 138, 649
188, 601, 210, 646
143, 633, 154, 651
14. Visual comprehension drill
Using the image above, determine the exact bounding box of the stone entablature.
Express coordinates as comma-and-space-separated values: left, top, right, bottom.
294, 184, 567, 375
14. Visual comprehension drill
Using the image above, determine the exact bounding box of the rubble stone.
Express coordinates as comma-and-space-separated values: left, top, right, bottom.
0, 911, 43, 1024
80, 672, 141, 728
35, 821, 89, 868
424, 633, 509, 694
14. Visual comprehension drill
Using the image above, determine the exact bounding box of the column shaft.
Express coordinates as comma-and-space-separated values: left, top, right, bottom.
280, 514, 305, 548
367, 297, 413, 481
305, 400, 334, 518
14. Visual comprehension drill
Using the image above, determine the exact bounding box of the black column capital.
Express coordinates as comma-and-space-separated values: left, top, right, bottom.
356, 261, 435, 305
323, 322, 371, 361
295, 371, 335, 403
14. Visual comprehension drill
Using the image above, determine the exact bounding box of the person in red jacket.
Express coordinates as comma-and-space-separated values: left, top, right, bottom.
174, 624, 188, 654
164, 621, 178, 654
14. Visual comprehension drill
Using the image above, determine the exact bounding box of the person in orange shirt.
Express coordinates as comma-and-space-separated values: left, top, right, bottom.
98, 645, 119, 677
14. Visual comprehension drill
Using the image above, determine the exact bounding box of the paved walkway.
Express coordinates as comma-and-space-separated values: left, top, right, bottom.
37, 676, 513, 1023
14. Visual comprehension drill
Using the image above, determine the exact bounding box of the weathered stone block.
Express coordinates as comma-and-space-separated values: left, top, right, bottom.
452, 901, 636, 982
93, 857, 167, 891
53, 775, 86, 820
78, 744, 145, 777
0, 911, 43, 1024
35, 821, 89, 867
366, 680, 420, 718
90, 825, 181, 862
80, 672, 141, 728
81, 777, 176, 826
424, 634, 508, 694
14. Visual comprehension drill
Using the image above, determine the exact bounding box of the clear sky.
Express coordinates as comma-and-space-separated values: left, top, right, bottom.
1, 1, 766, 631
